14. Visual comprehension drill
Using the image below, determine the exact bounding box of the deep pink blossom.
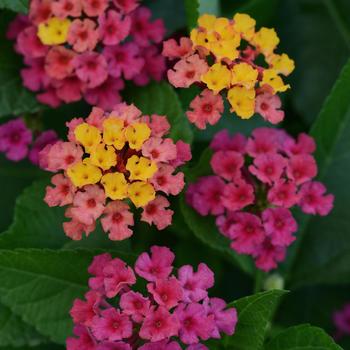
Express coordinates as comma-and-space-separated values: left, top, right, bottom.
21, 57, 49, 92
88, 253, 112, 293
287, 154, 317, 185
255, 92, 284, 124
112, 0, 139, 14
148, 277, 183, 309
70, 291, 101, 327
170, 140, 192, 168
284, 133, 316, 156
135, 246, 174, 282
139, 340, 181, 350
151, 164, 184, 196
222, 181, 255, 212
333, 304, 350, 338
210, 130, 246, 153
228, 212, 265, 254
140, 307, 180, 342
52, 0, 82, 18
29, 130, 58, 166
6, 15, 30, 40
82, 0, 109, 17
186, 176, 225, 216
246, 128, 280, 157
298, 181, 334, 216
98, 10, 131, 46
262, 208, 297, 246
178, 264, 214, 303
174, 303, 214, 344
92, 308, 133, 341
130, 7, 165, 46
66, 325, 96, 350
44, 174, 76, 207
45, 46, 76, 80
0, 118, 32, 161
16, 26, 47, 58
120, 291, 151, 323
141, 196, 174, 230
163, 37, 194, 60
211, 150, 244, 181
267, 180, 299, 208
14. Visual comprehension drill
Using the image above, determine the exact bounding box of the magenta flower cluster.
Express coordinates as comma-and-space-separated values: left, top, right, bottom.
7, 0, 166, 110
186, 128, 334, 272
0, 118, 58, 167
67, 246, 237, 350
333, 303, 350, 341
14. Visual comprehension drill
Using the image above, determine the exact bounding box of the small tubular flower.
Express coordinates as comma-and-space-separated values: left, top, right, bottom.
66, 246, 237, 349
41, 104, 190, 241
186, 128, 334, 272
163, 12, 294, 128
9, 1, 166, 109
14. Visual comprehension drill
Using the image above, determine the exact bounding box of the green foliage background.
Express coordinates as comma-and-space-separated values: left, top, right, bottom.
0, 0, 349, 349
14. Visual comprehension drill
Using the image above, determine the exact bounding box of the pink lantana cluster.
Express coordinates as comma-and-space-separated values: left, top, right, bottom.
7, 0, 165, 110
41, 104, 191, 241
333, 304, 350, 340
0, 118, 58, 167
186, 128, 334, 271
67, 246, 237, 350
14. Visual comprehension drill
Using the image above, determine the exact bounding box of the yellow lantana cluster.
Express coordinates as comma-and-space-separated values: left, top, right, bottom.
191, 13, 294, 119
67, 118, 157, 208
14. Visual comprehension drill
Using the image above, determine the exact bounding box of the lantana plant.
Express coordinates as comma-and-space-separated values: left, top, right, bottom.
40, 103, 191, 240
67, 246, 237, 350
163, 13, 295, 129
186, 128, 334, 271
7, 0, 166, 110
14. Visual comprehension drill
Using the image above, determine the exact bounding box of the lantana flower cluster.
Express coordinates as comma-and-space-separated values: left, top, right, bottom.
67, 246, 237, 350
0, 117, 58, 167
163, 13, 295, 129
186, 128, 334, 271
41, 103, 191, 240
7, 0, 165, 110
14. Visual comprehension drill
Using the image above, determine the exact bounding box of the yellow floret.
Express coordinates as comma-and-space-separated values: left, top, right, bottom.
201, 63, 231, 94
260, 69, 290, 93
198, 14, 217, 31
190, 28, 209, 50
89, 144, 117, 171
101, 172, 128, 200
125, 123, 151, 150
253, 27, 280, 56
227, 86, 256, 119
74, 123, 101, 153
103, 117, 126, 150
126, 155, 158, 181
233, 13, 256, 40
231, 63, 258, 89
66, 160, 102, 187
209, 38, 240, 61
267, 53, 295, 76
37, 17, 71, 45
128, 181, 156, 208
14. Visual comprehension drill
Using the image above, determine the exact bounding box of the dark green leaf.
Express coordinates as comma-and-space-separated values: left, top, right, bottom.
1, 345, 64, 350
223, 290, 288, 350
0, 12, 41, 117
124, 82, 193, 144
265, 324, 342, 349
0, 303, 46, 347
0, 0, 28, 13
0, 249, 132, 344
184, 0, 199, 30
288, 59, 350, 287
277, 0, 350, 124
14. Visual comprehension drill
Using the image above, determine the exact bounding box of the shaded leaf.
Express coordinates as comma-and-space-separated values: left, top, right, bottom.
0, 0, 28, 13
0, 303, 46, 347
0, 249, 133, 344
223, 290, 287, 350
265, 324, 342, 350
288, 59, 350, 287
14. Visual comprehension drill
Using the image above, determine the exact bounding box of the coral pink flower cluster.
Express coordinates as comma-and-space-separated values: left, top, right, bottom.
7, 0, 165, 110
0, 118, 58, 167
67, 246, 237, 350
162, 13, 294, 129
41, 104, 191, 241
186, 128, 334, 271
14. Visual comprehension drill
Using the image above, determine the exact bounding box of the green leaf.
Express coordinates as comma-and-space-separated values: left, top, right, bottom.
0, 12, 41, 117
278, 0, 350, 125
0, 249, 133, 344
223, 290, 288, 350
265, 324, 342, 350
184, 0, 219, 31
0, 0, 28, 13
0, 179, 69, 249
1, 345, 64, 350
0, 303, 46, 347
288, 59, 350, 287
124, 82, 193, 144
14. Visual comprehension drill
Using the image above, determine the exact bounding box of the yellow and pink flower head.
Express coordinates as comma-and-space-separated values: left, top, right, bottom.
40, 103, 191, 241
163, 13, 295, 129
